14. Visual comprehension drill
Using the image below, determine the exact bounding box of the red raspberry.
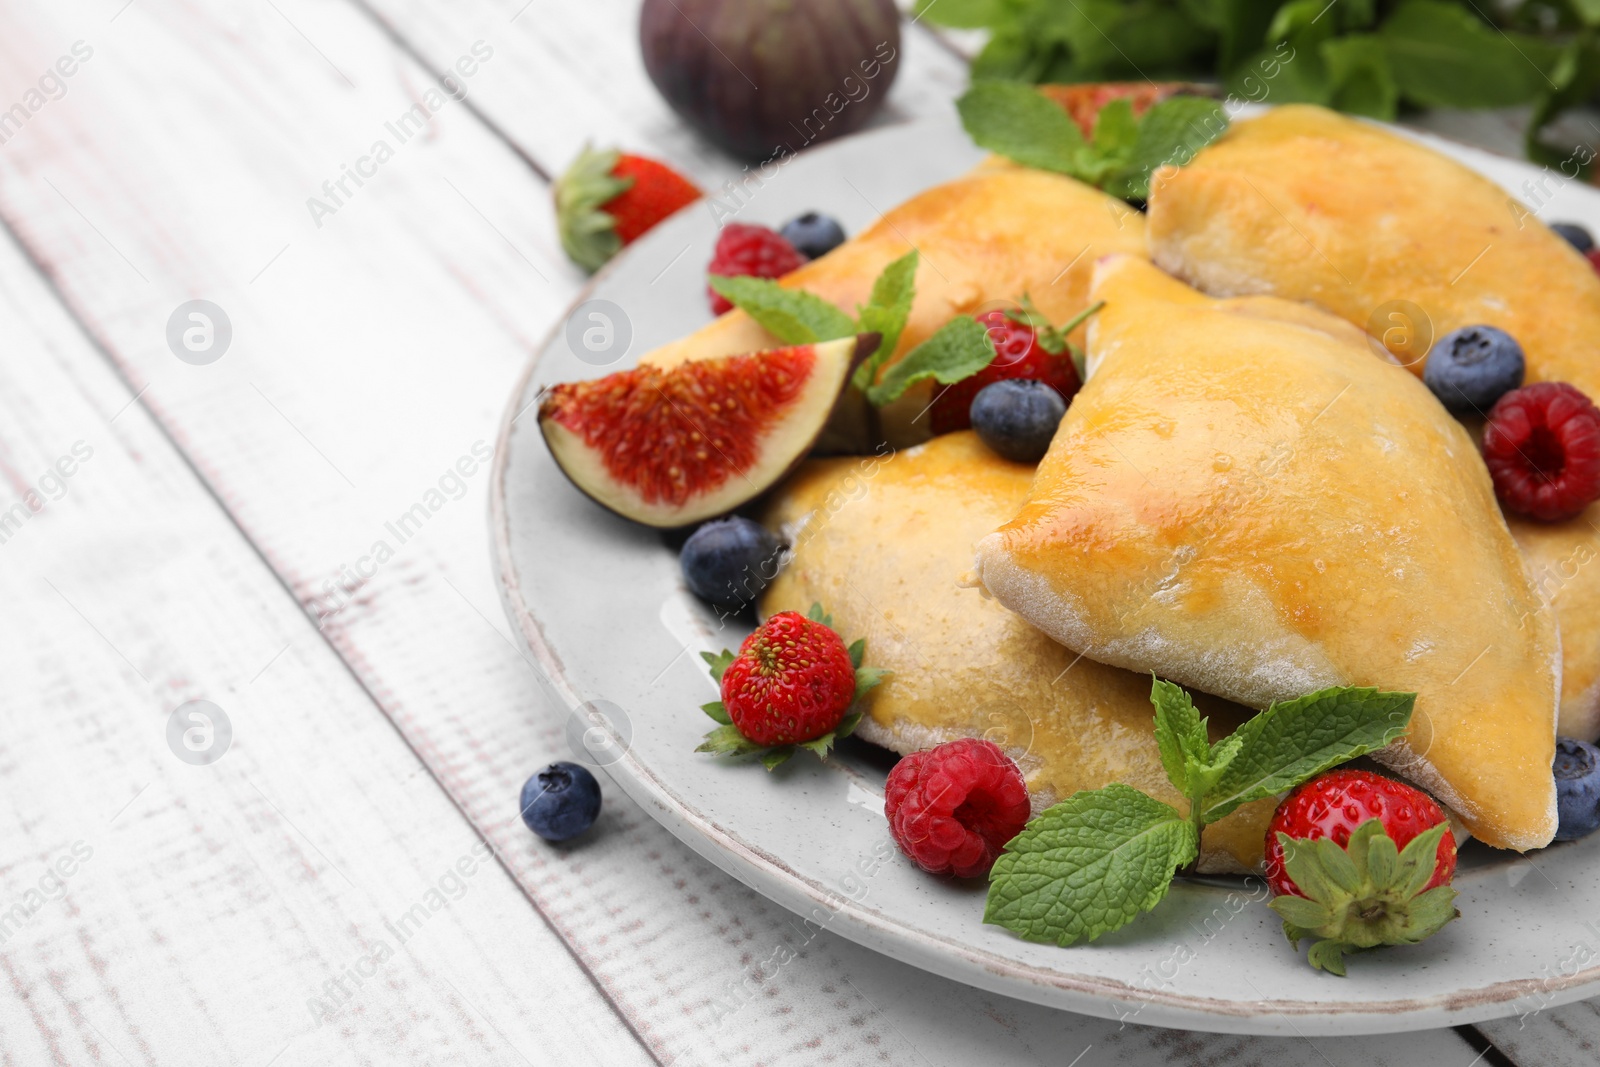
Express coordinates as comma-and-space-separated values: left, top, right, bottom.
1265, 769, 1455, 899
706, 224, 807, 315
1482, 381, 1600, 521
721, 611, 855, 746
928, 309, 1080, 434
884, 739, 1030, 878
1586, 248, 1600, 275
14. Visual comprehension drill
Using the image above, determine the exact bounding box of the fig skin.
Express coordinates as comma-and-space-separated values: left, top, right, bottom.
639, 0, 901, 162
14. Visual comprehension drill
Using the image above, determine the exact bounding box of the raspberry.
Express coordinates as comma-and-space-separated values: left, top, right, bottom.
721, 611, 856, 746
706, 224, 807, 315
1482, 381, 1600, 521
884, 739, 1030, 878
1586, 247, 1600, 275
928, 309, 1080, 434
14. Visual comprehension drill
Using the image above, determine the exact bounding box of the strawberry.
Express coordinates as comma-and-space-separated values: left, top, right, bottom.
555, 145, 701, 271
928, 296, 1090, 434
1264, 769, 1459, 976
696, 604, 886, 769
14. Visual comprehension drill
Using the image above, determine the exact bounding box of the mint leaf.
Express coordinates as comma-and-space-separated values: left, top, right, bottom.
1091, 97, 1139, 159
1323, 35, 1400, 120
864, 316, 995, 407
985, 784, 1197, 946
707, 275, 857, 343
1150, 677, 1211, 794
1105, 96, 1230, 200
1200, 687, 1414, 823
853, 250, 919, 390
956, 80, 1087, 174
1379, 0, 1559, 109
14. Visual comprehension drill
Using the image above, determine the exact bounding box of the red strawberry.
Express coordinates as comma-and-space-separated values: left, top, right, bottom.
720, 611, 856, 747
1483, 381, 1600, 521
706, 224, 807, 315
1264, 769, 1459, 975
556, 145, 701, 271
928, 303, 1081, 434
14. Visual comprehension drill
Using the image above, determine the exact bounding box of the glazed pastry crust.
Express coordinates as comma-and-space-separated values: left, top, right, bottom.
1148, 104, 1600, 738
759, 431, 1275, 874
644, 163, 1146, 447
976, 256, 1559, 852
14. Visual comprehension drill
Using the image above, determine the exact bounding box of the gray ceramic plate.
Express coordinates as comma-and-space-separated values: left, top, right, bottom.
490, 112, 1600, 1034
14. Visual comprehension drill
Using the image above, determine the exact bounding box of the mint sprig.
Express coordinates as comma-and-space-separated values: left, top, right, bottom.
695, 602, 887, 769
984, 678, 1414, 948
955, 82, 1228, 201
708, 250, 920, 393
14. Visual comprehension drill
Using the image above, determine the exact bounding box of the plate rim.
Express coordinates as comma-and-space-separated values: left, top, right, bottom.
486, 112, 1600, 1034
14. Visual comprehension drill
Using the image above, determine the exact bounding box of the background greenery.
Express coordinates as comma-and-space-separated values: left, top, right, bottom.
913, 0, 1600, 165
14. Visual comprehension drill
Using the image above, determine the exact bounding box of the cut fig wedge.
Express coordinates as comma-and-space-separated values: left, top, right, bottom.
540, 334, 877, 527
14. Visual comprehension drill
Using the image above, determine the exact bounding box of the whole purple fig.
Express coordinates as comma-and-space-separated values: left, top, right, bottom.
640, 0, 901, 162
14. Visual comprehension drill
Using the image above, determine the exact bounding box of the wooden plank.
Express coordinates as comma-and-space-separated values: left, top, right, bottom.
0, 217, 652, 1064
0, 0, 1505, 1062
355, 0, 972, 187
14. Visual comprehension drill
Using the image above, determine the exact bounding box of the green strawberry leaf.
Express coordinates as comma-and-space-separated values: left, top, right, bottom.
696, 723, 766, 757
864, 315, 995, 407
984, 784, 1198, 946
806, 601, 833, 627
707, 275, 858, 344
759, 747, 795, 770
701, 649, 736, 684
835, 707, 864, 740
1306, 939, 1353, 976
854, 665, 889, 697
853, 250, 919, 391
1199, 687, 1414, 823
847, 638, 866, 670
701, 700, 731, 725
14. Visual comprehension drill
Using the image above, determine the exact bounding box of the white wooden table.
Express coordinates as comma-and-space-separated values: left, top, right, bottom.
0, 2, 1591, 1063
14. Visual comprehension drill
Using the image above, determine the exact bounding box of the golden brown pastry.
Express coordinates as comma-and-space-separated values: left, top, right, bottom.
760, 430, 1274, 872
645, 163, 1146, 447
975, 255, 1560, 852
1147, 103, 1600, 739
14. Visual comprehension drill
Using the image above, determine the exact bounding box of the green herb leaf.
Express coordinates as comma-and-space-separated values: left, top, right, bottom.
1104, 96, 1230, 200
1150, 677, 1212, 794
985, 784, 1198, 946
853, 250, 920, 390
1091, 97, 1140, 158
701, 649, 736, 684
1378, 0, 1559, 109
707, 275, 858, 344
956, 80, 1087, 174
1200, 687, 1414, 823
864, 316, 995, 407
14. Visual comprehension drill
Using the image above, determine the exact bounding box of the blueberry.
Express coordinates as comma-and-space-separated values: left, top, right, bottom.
778, 212, 846, 259
969, 379, 1068, 463
520, 761, 602, 842
1552, 222, 1595, 254
1422, 325, 1525, 414
1554, 737, 1600, 841
680, 517, 784, 607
